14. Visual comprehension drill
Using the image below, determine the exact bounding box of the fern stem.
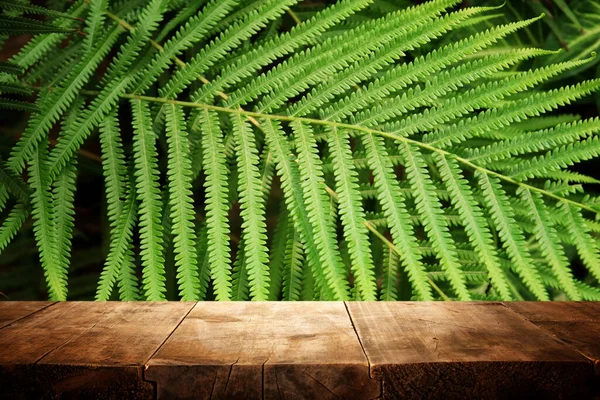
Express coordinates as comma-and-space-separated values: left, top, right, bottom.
24, 80, 599, 217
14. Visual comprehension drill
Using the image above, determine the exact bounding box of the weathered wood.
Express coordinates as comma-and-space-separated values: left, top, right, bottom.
0, 301, 54, 329
0, 302, 194, 399
506, 302, 600, 375
506, 301, 600, 322
145, 302, 379, 399
1, 301, 599, 399
347, 302, 596, 399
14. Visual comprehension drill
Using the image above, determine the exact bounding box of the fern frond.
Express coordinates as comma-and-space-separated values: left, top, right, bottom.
0, 161, 29, 204
0, 98, 39, 113
282, 225, 304, 301
561, 203, 600, 282
195, 223, 212, 301
510, 136, 600, 180
435, 153, 512, 299
291, 121, 349, 300
400, 143, 470, 300
0, 203, 28, 255
232, 114, 270, 300
476, 172, 549, 300
261, 119, 334, 299
268, 209, 289, 301
0, 16, 79, 35
9, 1, 86, 70
395, 56, 596, 143
51, 157, 77, 299
518, 187, 581, 300
96, 189, 139, 301
200, 109, 232, 301
194, 0, 371, 105
132, 0, 236, 94
231, 241, 249, 301
327, 126, 376, 300
165, 104, 199, 300
8, 24, 123, 174
30, 140, 66, 301
327, 21, 552, 122
467, 118, 600, 165
380, 246, 400, 301
47, 0, 169, 181
159, 0, 298, 101
131, 99, 166, 301
99, 111, 128, 226
340, 48, 554, 125
362, 133, 432, 300
0, 61, 23, 75
425, 79, 600, 149
254, 0, 460, 113
0, 1, 82, 21
290, 5, 490, 118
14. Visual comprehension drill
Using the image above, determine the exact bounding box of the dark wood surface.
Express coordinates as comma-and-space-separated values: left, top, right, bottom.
506, 302, 600, 376
0, 302, 598, 399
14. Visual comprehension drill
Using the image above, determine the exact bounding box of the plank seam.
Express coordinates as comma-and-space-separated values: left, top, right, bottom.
343, 302, 383, 399
0, 301, 56, 330
35, 320, 101, 365
500, 302, 598, 367
142, 302, 197, 400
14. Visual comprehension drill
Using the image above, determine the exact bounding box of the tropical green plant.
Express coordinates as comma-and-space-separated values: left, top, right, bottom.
1, 0, 600, 301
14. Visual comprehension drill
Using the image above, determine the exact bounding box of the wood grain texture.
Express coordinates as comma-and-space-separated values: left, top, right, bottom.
0, 302, 194, 399
507, 302, 600, 376
145, 302, 380, 399
0, 301, 54, 329
347, 302, 596, 399
0, 302, 118, 399
1, 301, 599, 399
506, 302, 600, 322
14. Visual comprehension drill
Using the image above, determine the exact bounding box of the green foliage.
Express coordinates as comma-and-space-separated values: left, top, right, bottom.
1, 0, 600, 301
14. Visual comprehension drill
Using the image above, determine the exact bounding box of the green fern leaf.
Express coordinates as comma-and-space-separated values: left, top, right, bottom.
47, 0, 169, 181
96, 188, 139, 301
362, 133, 433, 300
232, 114, 270, 300
0, 202, 29, 255
435, 154, 512, 299
400, 143, 470, 300
380, 246, 400, 301
327, 126, 376, 300
518, 188, 581, 300
282, 225, 304, 301
476, 172, 549, 300
561, 203, 600, 282
29, 140, 66, 300
231, 241, 250, 301
292, 121, 349, 300
131, 99, 166, 301
268, 209, 289, 301
195, 223, 212, 301
200, 109, 232, 301
165, 104, 199, 300
261, 118, 334, 300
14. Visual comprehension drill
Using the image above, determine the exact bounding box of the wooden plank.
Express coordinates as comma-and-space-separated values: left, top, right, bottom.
347, 302, 596, 399
37, 302, 195, 399
506, 302, 600, 375
0, 302, 194, 399
145, 302, 380, 399
0, 301, 54, 329
0, 302, 118, 399
506, 302, 600, 322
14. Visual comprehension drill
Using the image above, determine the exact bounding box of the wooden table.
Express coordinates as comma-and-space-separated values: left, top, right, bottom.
0, 302, 598, 399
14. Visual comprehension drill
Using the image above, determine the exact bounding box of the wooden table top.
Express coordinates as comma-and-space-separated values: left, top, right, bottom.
0, 301, 598, 399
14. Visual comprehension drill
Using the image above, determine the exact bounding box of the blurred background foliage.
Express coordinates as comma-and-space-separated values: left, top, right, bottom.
1, 0, 599, 300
